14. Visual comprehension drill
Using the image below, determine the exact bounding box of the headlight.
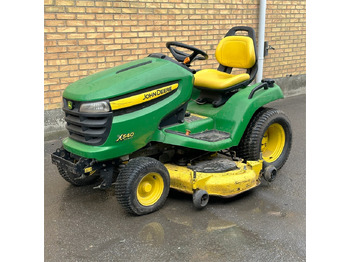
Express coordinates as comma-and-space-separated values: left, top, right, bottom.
79, 101, 110, 113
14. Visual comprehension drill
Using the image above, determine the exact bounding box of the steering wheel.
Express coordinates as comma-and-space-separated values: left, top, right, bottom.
166, 41, 208, 66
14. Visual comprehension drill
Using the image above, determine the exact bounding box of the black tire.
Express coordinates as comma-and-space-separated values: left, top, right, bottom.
263, 165, 277, 182
193, 189, 209, 209
235, 107, 292, 170
115, 157, 170, 216
57, 166, 99, 186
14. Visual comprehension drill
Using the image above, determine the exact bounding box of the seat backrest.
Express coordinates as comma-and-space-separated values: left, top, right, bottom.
215, 36, 256, 69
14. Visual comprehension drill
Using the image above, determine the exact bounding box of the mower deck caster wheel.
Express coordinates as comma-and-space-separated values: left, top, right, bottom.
193, 190, 209, 209
263, 165, 277, 182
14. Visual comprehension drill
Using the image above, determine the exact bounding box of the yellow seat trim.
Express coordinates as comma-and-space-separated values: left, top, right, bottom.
215, 36, 256, 69
194, 69, 250, 90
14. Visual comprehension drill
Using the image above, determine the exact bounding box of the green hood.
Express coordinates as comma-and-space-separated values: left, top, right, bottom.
63, 57, 193, 101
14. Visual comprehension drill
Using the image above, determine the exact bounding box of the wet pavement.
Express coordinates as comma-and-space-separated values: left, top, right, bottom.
45, 94, 306, 262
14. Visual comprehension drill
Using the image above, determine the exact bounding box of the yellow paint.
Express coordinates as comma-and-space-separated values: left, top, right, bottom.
84, 167, 96, 176
164, 165, 194, 194
194, 69, 250, 89
261, 123, 285, 163
84, 167, 92, 173
165, 159, 263, 198
110, 83, 178, 110
215, 36, 256, 69
116, 132, 135, 142
194, 35, 256, 90
189, 113, 207, 119
247, 160, 263, 176
137, 172, 164, 206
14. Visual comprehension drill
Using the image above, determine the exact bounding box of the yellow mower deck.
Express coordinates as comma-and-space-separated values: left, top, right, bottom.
165, 159, 263, 198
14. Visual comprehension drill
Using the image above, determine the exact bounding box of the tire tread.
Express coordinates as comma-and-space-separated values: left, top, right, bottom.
115, 157, 170, 215
235, 107, 292, 170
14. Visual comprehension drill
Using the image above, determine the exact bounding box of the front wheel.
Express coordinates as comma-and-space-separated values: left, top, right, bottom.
115, 157, 170, 216
57, 166, 98, 186
236, 107, 292, 170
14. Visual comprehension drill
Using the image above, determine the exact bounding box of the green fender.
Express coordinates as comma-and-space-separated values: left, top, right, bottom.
214, 83, 284, 146
154, 83, 284, 151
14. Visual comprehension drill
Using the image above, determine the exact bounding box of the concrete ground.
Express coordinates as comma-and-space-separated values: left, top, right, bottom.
44, 94, 306, 262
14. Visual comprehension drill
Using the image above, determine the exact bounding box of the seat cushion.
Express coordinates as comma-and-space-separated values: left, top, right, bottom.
194, 69, 250, 90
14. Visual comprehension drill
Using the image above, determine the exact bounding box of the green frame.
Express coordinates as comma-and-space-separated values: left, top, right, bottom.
154, 82, 284, 151
62, 57, 283, 161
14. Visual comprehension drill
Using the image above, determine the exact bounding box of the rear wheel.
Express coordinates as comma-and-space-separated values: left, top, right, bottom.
115, 157, 170, 215
236, 107, 292, 170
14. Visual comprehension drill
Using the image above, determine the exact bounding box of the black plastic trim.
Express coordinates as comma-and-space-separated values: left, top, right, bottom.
62, 99, 113, 146
115, 61, 152, 75
148, 53, 196, 74
159, 102, 188, 128
248, 83, 269, 99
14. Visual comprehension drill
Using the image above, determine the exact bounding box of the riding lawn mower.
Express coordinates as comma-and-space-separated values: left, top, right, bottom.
51, 26, 292, 215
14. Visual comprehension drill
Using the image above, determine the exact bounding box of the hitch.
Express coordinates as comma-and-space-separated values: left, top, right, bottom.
51, 147, 119, 189
51, 147, 91, 175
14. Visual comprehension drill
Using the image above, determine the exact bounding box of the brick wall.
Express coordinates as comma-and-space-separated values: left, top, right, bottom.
44, 0, 306, 111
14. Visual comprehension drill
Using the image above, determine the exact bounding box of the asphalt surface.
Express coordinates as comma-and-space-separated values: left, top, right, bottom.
44, 94, 306, 262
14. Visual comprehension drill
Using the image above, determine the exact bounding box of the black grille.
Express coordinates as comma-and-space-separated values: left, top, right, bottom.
63, 100, 113, 146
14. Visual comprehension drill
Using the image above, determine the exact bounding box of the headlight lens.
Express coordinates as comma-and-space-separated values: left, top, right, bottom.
80, 101, 110, 113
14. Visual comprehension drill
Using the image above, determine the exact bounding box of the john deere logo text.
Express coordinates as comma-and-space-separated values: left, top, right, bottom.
143, 86, 172, 101
109, 83, 178, 111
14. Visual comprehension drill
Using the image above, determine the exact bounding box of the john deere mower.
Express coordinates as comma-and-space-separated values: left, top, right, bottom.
51, 26, 292, 215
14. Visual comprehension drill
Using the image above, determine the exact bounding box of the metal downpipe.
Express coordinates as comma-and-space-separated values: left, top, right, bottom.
256, 0, 267, 83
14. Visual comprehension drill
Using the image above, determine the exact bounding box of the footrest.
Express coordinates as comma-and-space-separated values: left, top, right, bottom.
165, 129, 230, 142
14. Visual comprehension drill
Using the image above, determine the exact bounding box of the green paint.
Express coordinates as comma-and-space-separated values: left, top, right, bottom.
63, 57, 194, 161
63, 57, 192, 101
153, 83, 284, 151
62, 57, 284, 161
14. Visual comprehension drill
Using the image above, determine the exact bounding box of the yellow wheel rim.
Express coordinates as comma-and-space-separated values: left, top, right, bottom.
137, 172, 164, 206
261, 123, 285, 163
